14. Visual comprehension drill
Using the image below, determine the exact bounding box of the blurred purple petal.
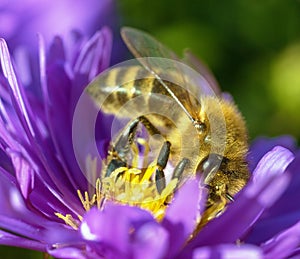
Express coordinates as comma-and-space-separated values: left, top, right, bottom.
47, 247, 88, 259
262, 221, 300, 259
74, 27, 112, 80
246, 152, 300, 244
252, 146, 294, 188
0, 0, 116, 48
132, 222, 169, 259
0, 230, 45, 251
248, 136, 296, 172
192, 244, 263, 259
81, 204, 157, 258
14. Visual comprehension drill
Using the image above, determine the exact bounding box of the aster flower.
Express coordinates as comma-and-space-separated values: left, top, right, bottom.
1, 25, 300, 259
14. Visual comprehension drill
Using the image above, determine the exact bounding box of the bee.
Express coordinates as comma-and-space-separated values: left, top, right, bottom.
87, 27, 249, 219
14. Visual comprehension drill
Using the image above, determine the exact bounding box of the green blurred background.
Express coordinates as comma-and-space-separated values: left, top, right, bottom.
1, 0, 300, 258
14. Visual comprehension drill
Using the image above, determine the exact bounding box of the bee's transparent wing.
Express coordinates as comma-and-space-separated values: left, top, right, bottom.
182, 50, 221, 96
121, 27, 218, 121
121, 27, 179, 61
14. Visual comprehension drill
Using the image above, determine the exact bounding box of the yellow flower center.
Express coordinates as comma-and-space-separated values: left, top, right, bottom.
55, 139, 178, 229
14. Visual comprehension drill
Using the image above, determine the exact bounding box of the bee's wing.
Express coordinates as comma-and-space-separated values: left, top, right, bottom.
182, 50, 221, 96
121, 27, 218, 122
121, 27, 179, 61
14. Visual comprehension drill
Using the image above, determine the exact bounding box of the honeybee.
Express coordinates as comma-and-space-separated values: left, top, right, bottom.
87, 27, 249, 219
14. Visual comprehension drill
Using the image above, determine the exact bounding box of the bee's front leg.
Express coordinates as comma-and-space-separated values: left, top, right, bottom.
172, 158, 190, 182
155, 141, 171, 193
106, 115, 163, 178
155, 142, 190, 193
105, 118, 140, 177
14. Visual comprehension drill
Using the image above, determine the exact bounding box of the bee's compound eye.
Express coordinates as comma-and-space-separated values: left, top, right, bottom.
197, 153, 223, 183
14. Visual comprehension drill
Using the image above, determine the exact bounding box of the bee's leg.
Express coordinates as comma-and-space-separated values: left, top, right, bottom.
172, 158, 190, 182
155, 141, 171, 193
225, 193, 234, 202
106, 116, 161, 178
155, 142, 190, 193
105, 118, 140, 177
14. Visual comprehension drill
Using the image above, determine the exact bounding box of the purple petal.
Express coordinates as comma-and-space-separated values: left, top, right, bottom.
80, 206, 129, 252
10, 151, 34, 199
74, 27, 112, 81
181, 146, 294, 256
221, 92, 234, 102
81, 204, 155, 257
131, 222, 169, 259
192, 244, 263, 259
0, 169, 80, 245
40, 35, 90, 192
246, 152, 300, 244
252, 146, 294, 190
0, 230, 45, 251
1, 38, 78, 206
248, 136, 296, 172
262, 221, 300, 259
0, 38, 35, 139
48, 247, 88, 259
162, 178, 203, 257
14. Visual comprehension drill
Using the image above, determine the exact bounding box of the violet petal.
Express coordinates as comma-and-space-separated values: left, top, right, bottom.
262, 221, 300, 259
248, 136, 296, 172
10, 151, 34, 199
246, 152, 300, 244
192, 244, 263, 259
0, 230, 45, 251
162, 178, 202, 257
74, 27, 112, 80
132, 222, 169, 259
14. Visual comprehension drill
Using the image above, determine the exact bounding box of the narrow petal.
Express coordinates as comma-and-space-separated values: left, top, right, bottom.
246, 153, 300, 244
192, 244, 263, 259
0, 38, 35, 139
48, 247, 88, 259
252, 146, 294, 185
10, 151, 34, 199
162, 178, 203, 257
262, 221, 300, 259
74, 27, 112, 80
248, 136, 296, 172
0, 230, 45, 251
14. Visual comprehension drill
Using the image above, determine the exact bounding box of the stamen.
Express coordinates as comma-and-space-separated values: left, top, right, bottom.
77, 190, 96, 211
55, 213, 79, 230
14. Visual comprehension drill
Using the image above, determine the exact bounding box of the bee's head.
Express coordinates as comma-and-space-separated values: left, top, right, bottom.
196, 153, 231, 204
